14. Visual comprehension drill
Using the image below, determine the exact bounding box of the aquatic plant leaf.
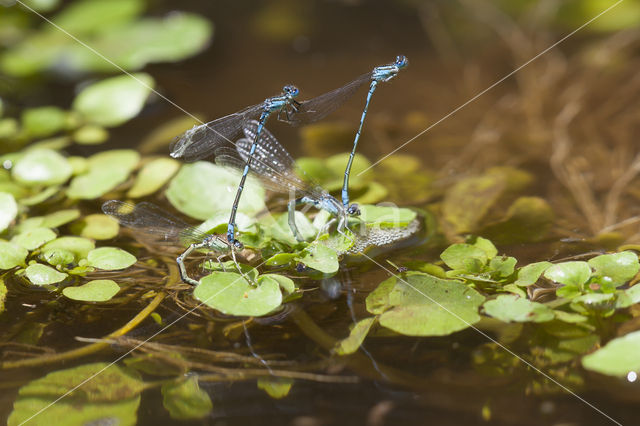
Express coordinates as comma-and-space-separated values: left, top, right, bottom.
488, 256, 517, 278
326, 152, 373, 181
194, 272, 282, 317
267, 211, 316, 245
588, 251, 639, 288
553, 310, 588, 323
514, 261, 552, 286
352, 181, 388, 205
558, 0, 640, 32
295, 243, 339, 274
52, 0, 144, 35
41, 236, 95, 262
62, 279, 120, 302
20, 185, 60, 207
372, 273, 485, 336
260, 273, 296, 294
483, 295, 554, 323
440, 244, 488, 273
582, 330, 640, 376
87, 247, 136, 270
257, 377, 294, 399
166, 162, 265, 220
67, 150, 140, 199
21, 106, 67, 138
296, 157, 337, 183
71, 214, 119, 240
0, 118, 18, 139
40, 248, 74, 267
161, 376, 213, 420
0, 241, 28, 269
300, 122, 355, 158
12, 149, 72, 186
544, 261, 591, 288
127, 158, 180, 198
41, 209, 82, 229
72, 124, 109, 145
0, 192, 17, 232
479, 197, 554, 244
265, 252, 297, 267
318, 228, 355, 253
365, 275, 397, 315
72, 73, 155, 127
124, 353, 187, 376
25, 263, 68, 285
335, 317, 376, 355
359, 205, 417, 228
0, 277, 6, 314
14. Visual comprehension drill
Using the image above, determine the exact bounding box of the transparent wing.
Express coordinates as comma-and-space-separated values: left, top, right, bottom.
102, 200, 214, 247
286, 71, 372, 125
169, 104, 262, 162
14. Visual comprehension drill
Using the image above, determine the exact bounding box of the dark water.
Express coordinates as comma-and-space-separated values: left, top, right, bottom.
3, 1, 640, 425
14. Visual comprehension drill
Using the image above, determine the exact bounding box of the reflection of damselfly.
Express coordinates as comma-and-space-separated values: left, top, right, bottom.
101, 200, 240, 286
215, 120, 360, 242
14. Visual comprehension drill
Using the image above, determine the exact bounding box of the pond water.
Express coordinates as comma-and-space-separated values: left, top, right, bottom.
2, 0, 640, 425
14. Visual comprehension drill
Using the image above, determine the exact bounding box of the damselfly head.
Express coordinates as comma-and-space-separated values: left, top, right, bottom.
395, 55, 408, 68
283, 85, 300, 98
347, 203, 361, 216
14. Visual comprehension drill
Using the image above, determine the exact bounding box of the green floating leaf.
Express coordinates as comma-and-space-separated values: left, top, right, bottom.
260, 274, 296, 294
42, 209, 82, 229
295, 243, 339, 274
72, 73, 155, 127
335, 317, 376, 355
267, 211, 317, 245
0, 277, 7, 314
67, 150, 140, 199
161, 376, 213, 420
194, 272, 282, 317
257, 377, 294, 400
483, 295, 554, 323
515, 261, 552, 286
41, 236, 95, 263
73, 124, 109, 145
72, 214, 119, 240
488, 256, 517, 279
63, 279, 120, 302
21, 106, 67, 138
53, 0, 144, 35
588, 251, 639, 288
8, 362, 143, 426
0, 192, 17, 232
20, 186, 60, 207
299, 122, 355, 159
358, 205, 417, 228
368, 273, 485, 336
87, 247, 136, 270
25, 263, 68, 285
265, 252, 297, 267
167, 162, 265, 220
582, 330, 640, 377
127, 158, 180, 198
0, 241, 29, 269
12, 149, 72, 186
544, 261, 591, 288
440, 244, 488, 274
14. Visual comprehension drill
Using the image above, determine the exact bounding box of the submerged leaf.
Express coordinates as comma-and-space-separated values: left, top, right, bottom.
335, 317, 376, 355
62, 279, 120, 302
479, 196, 554, 244
257, 377, 294, 399
582, 330, 640, 376
483, 295, 554, 323
161, 376, 213, 420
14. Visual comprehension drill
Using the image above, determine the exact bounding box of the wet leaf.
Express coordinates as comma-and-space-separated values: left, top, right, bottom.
62, 279, 120, 302
12, 149, 72, 186
440, 244, 488, 273
483, 295, 554, 323
295, 243, 339, 274
41, 236, 95, 262
21, 106, 67, 138
359, 205, 417, 228
370, 273, 485, 336
166, 162, 265, 220
8, 362, 143, 426
257, 377, 294, 399
544, 261, 591, 288
87, 247, 136, 270
72, 73, 155, 127
0, 192, 17, 232
11, 227, 57, 250
194, 272, 282, 317
265, 252, 297, 267
588, 251, 639, 287
488, 256, 517, 278
581, 330, 640, 376
335, 317, 376, 355
25, 263, 68, 285
67, 149, 140, 199
161, 376, 213, 420
260, 274, 296, 294
0, 241, 28, 269
515, 261, 552, 286
127, 158, 180, 198
72, 214, 119, 240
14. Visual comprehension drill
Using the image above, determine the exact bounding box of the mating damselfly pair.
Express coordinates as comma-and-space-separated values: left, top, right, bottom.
104, 55, 408, 286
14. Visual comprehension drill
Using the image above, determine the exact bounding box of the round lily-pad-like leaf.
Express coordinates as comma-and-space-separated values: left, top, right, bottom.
42, 209, 81, 228
25, 263, 68, 285
359, 205, 417, 228
161, 376, 213, 420
72, 214, 119, 240
73, 124, 109, 145
87, 247, 136, 270
166, 162, 265, 220
588, 251, 639, 287
72, 73, 155, 127
63, 279, 120, 302
67, 150, 140, 199
8, 362, 143, 426
21, 106, 67, 138
0, 192, 17, 232
440, 243, 488, 274
335, 317, 376, 355
582, 330, 640, 377
11, 227, 57, 250
11, 148, 72, 186
0, 241, 29, 269
41, 236, 95, 262
483, 295, 554, 323
295, 243, 339, 274
544, 261, 591, 288
127, 158, 180, 198
194, 271, 282, 317
372, 272, 485, 336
